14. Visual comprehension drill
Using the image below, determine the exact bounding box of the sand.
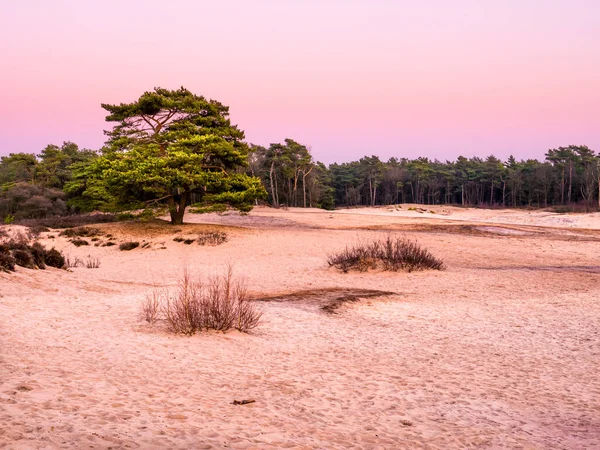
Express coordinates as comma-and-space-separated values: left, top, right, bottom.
1, 205, 599, 449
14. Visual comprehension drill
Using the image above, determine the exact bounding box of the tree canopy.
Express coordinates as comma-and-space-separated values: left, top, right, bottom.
74, 87, 266, 224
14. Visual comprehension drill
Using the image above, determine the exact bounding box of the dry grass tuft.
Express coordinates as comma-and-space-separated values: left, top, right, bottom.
85, 256, 101, 269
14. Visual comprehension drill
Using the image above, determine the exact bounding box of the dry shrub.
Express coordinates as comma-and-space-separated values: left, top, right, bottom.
85, 256, 101, 269
65, 254, 83, 268
140, 267, 261, 334
119, 241, 139, 251
140, 290, 162, 324
197, 231, 228, 246
328, 235, 444, 273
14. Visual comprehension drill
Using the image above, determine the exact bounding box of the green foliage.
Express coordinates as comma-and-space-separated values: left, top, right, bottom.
189, 204, 228, 214
3, 214, 14, 224
76, 87, 266, 224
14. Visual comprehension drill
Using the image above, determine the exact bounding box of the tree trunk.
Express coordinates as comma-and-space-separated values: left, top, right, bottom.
567, 161, 573, 204
168, 191, 189, 225
597, 160, 600, 208
269, 161, 278, 207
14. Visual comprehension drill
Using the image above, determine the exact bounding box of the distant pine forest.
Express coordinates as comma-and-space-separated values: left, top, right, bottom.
2, 140, 598, 224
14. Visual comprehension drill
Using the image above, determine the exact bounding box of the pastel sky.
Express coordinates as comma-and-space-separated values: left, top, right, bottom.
1, 0, 598, 164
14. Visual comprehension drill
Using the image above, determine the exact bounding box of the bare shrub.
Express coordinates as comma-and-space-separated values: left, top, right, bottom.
328, 236, 444, 273
140, 267, 261, 334
197, 231, 228, 246
85, 256, 101, 269
119, 241, 139, 251
140, 290, 162, 324
65, 254, 83, 268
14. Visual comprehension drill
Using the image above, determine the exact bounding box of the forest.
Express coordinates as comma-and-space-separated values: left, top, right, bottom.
1, 88, 599, 224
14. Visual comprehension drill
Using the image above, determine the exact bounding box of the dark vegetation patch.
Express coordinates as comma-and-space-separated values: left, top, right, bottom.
254, 287, 396, 314
59, 227, 103, 238
70, 238, 89, 247
327, 236, 444, 273
197, 231, 228, 246
17, 213, 118, 229
119, 241, 140, 251
0, 235, 65, 273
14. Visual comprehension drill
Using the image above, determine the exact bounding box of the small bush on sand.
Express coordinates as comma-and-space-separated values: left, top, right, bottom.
327, 236, 444, 273
197, 231, 228, 246
44, 248, 65, 268
119, 241, 139, 251
60, 227, 102, 238
139, 267, 261, 334
0, 249, 16, 272
0, 236, 65, 272
13, 249, 35, 268
70, 238, 89, 247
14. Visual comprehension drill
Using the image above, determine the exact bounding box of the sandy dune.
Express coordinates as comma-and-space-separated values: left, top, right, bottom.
1, 205, 600, 449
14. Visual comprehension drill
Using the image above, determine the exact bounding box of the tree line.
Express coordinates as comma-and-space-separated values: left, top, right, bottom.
1, 87, 599, 225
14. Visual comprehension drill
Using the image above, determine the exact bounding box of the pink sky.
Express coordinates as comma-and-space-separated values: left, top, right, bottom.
1, 0, 599, 164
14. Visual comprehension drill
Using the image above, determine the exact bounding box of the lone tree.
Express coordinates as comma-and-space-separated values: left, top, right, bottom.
76, 87, 265, 224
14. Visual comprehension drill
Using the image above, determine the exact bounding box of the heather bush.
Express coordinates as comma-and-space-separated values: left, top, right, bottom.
44, 248, 65, 268
0, 250, 16, 272
328, 236, 444, 273
60, 227, 102, 238
197, 231, 228, 246
0, 237, 66, 272
119, 241, 139, 251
